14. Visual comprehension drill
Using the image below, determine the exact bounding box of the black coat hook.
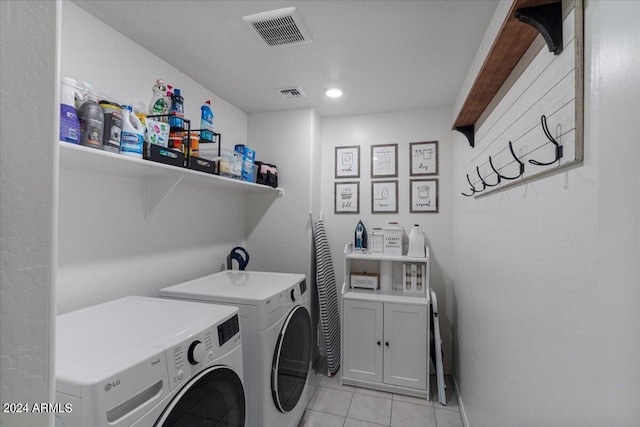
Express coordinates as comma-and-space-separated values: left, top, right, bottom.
461, 173, 481, 197
529, 115, 564, 166
477, 165, 500, 187
489, 141, 525, 180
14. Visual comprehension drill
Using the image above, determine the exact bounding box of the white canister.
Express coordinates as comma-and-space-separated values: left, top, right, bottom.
407, 224, 426, 258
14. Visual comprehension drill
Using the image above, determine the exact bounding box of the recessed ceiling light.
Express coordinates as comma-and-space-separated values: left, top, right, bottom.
325, 87, 344, 98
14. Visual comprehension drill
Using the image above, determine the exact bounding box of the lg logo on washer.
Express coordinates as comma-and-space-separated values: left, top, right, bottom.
104, 379, 120, 392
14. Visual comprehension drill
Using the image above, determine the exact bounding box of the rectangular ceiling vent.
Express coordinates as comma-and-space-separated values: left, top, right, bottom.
243, 7, 312, 47
278, 87, 306, 99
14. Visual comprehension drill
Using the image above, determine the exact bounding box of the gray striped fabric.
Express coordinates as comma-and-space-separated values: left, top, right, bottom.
313, 219, 341, 375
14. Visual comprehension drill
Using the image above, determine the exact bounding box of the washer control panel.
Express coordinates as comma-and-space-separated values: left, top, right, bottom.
167, 328, 215, 390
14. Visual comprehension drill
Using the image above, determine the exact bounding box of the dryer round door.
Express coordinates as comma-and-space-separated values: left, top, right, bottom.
155, 365, 245, 426
271, 305, 312, 413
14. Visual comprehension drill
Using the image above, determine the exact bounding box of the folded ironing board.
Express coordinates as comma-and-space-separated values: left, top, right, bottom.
312, 218, 341, 375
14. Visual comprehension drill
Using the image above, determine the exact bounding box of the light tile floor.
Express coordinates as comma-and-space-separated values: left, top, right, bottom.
299, 367, 463, 427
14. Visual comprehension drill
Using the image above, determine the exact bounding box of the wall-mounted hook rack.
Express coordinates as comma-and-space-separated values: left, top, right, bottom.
461, 173, 483, 197
515, 1, 563, 55
489, 141, 526, 181
477, 166, 501, 188
529, 115, 564, 166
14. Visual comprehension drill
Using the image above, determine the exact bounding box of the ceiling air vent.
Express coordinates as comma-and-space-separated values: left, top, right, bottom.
278, 87, 306, 99
243, 7, 312, 47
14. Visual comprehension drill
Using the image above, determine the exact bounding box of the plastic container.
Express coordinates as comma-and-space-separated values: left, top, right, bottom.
60, 77, 80, 144
188, 131, 200, 158
169, 129, 184, 151
407, 224, 426, 258
77, 99, 104, 149
200, 100, 214, 142
99, 100, 122, 153
120, 105, 144, 158
169, 88, 184, 129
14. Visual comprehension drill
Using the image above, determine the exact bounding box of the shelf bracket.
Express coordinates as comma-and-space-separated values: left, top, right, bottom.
455, 125, 475, 147
145, 175, 183, 219
515, 1, 563, 55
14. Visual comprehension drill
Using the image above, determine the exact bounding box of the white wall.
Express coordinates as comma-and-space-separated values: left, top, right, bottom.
451, 1, 640, 426
57, 2, 252, 312
245, 108, 321, 278
0, 1, 58, 426
320, 108, 454, 371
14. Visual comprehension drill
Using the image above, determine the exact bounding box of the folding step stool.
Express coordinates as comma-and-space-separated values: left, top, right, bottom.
430, 288, 446, 405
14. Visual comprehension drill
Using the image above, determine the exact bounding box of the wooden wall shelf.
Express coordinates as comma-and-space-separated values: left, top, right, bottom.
453, 0, 561, 147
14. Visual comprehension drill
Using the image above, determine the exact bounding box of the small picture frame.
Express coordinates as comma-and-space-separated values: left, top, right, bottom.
371, 144, 398, 178
410, 141, 438, 176
335, 145, 360, 178
371, 180, 398, 213
335, 181, 360, 214
410, 178, 438, 213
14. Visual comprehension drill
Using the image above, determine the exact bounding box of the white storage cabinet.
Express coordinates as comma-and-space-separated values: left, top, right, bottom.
340, 244, 430, 398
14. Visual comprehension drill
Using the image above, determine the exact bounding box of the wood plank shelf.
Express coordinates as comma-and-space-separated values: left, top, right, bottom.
453, 0, 561, 147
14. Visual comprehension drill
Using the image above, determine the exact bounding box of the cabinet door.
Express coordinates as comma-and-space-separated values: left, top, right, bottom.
383, 303, 427, 390
343, 299, 383, 383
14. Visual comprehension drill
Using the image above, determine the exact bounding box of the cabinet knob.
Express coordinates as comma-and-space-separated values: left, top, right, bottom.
377, 341, 381, 346
385, 342, 389, 347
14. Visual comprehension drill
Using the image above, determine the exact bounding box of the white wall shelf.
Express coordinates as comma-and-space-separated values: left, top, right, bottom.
59, 142, 284, 218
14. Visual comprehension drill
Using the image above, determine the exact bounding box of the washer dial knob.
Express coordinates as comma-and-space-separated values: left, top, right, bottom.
188, 340, 205, 365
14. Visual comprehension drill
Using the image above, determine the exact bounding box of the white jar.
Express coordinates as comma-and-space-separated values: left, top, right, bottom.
407, 224, 426, 258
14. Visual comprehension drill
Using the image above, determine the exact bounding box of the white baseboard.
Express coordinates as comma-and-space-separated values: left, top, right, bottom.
453, 375, 470, 427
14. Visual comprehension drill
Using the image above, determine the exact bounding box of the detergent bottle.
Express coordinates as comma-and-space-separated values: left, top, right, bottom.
120, 105, 145, 158
148, 79, 169, 121
59, 77, 80, 144
169, 88, 184, 130
200, 100, 214, 142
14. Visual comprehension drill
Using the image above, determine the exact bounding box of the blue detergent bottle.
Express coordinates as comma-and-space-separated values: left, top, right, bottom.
200, 100, 214, 142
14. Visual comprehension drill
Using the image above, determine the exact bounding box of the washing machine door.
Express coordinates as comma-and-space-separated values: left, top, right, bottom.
271, 305, 312, 413
155, 365, 245, 426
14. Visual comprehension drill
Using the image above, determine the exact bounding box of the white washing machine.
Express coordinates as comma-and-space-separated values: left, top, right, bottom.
55, 296, 245, 427
160, 271, 312, 427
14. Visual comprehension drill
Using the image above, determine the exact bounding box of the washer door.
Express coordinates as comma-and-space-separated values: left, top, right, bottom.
271, 305, 312, 413
155, 365, 245, 426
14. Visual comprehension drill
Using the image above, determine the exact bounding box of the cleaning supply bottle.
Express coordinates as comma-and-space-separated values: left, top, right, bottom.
77, 98, 104, 150
200, 100, 214, 142
407, 224, 426, 258
120, 105, 145, 158
148, 79, 169, 121
169, 88, 184, 130
60, 77, 80, 144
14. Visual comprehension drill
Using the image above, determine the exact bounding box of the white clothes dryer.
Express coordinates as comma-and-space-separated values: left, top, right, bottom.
160, 271, 312, 427
55, 296, 245, 427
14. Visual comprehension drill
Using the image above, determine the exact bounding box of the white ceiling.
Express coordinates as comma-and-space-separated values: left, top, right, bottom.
74, 0, 498, 117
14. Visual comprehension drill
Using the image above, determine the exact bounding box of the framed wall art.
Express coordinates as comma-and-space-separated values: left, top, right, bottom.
371, 180, 398, 213
410, 178, 438, 213
335, 181, 360, 214
335, 145, 360, 178
410, 141, 438, 176
371, 144, 398, 178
